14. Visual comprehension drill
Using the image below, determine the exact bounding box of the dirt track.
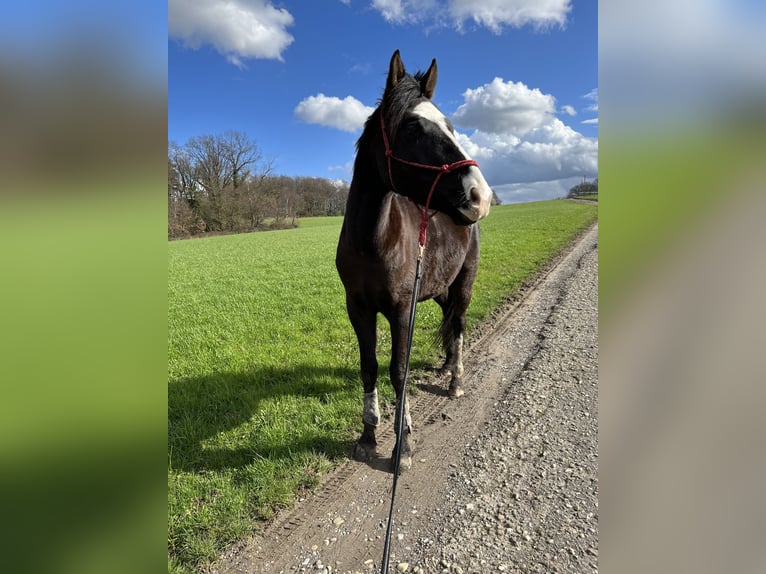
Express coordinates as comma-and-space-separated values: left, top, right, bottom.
214, 222, 598, 574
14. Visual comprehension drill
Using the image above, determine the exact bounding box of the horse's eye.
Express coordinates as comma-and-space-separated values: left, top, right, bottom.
405, 121, 420, 135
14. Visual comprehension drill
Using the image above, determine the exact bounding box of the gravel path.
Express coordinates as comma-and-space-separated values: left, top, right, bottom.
407, 226, 598, 574
215, 223, 598, 574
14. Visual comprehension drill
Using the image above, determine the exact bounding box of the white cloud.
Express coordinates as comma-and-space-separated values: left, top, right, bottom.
372, 0, 407, 23
168, 0, 294, 65
328, 160, 355, 180
294, 94, 375, 132
448, 0, 571, 32
450, 78, 598, 186
349, 62, 372, 75
583, 88, 598, 112
453, 78, 557, 137
561, 105, 577, 116
370, 0, 571, 30
494, 176, 583, 204
580, 89, 598, 125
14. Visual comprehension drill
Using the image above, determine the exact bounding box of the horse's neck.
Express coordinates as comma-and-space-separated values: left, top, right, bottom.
343, 156, 391, 249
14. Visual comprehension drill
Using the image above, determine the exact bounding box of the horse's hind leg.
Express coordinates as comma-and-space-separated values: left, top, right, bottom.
387, 309, 414, 472
435, 295, 459, 381
438, 282, 473, 398
347, 297, 380, 462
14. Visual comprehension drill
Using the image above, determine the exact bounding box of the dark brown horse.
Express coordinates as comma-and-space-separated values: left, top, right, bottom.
336, 50, 492, 471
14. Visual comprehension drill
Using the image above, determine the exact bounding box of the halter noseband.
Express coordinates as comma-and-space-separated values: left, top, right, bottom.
379, 112, 478, 247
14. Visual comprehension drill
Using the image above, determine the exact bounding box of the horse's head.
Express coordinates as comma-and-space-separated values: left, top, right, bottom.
377, 50, 492, 225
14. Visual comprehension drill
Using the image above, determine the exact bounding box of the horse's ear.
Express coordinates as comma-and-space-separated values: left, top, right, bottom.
420, 58, 438, 99
387, 49, 406, 92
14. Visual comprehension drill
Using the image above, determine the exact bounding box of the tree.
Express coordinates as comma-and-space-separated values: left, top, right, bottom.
184, 131, 264, 231
237, 176, 272, 230
168, 142, 205, 238
296, 177, 349, 216
567, 177, 598, 199
261, 175, 299, 227
168, 132, 350, 238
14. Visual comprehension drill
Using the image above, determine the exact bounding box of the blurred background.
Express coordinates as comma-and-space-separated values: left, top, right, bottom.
0, 2, 166, 572
0, 0, 764, 572
600, 1, 766, 573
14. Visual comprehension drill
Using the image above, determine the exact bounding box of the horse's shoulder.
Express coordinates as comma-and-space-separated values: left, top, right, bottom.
374, 192, 417, 252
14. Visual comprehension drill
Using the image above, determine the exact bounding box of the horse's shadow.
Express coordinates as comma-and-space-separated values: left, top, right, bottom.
168, 358, 452, 475
414, 380, 451, 397
363, 454, 396, 474
168, 364, 358, 473
412, 363, 452, 397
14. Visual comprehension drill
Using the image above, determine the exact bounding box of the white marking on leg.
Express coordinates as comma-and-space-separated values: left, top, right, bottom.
363, 389, 380, 426
394, 396, 413, 434
456, 333, 464, 378
404, 397, 412, 433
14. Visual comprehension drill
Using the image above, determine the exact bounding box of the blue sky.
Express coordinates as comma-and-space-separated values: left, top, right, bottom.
169, 1, 598, 203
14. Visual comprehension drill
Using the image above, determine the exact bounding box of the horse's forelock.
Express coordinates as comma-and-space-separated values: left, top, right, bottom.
355, 70, 435, 157
382, 72, 426, 143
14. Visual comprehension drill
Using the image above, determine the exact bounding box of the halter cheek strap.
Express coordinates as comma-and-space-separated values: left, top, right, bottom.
379, 113, 478, 248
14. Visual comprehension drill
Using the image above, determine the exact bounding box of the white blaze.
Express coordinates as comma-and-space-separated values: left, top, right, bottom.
411, 101, 492, 221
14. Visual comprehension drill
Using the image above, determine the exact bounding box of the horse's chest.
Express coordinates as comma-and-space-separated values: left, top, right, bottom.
337, 194, 477, 305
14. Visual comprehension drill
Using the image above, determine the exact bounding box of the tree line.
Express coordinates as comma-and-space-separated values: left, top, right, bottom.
168, 130, 349, 239
567, 177, 598, 199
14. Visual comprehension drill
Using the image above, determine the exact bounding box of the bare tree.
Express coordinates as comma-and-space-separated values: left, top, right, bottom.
183, 131, 264, 231
168, 141, 205, 238
221, 130, 261, 189
296, 177, 348, 216
168, 131, 353, 237
567, 177, 598, 199
168, 141, 196, 206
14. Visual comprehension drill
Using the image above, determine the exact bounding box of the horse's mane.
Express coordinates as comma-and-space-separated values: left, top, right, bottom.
357, 70, 427, 153
382, 71, 427, 142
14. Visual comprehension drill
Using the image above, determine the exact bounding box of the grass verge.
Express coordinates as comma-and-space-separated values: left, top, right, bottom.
168, 199, 597, 572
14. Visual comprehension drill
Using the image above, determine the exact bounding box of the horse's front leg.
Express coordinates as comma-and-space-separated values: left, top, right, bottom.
388, 309, 414, 473
347, 297, 380, 462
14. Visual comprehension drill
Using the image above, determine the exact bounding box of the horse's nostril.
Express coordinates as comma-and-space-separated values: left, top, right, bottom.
470, 187, 481, 205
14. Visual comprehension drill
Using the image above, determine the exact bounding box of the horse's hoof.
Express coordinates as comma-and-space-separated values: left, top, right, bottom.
390, 453, 412, 474
448, 385, 464, 398
390, 442, 413, 474
353, 442, 376, 462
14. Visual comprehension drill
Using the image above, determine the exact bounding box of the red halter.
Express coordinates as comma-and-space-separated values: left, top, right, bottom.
379, 112, 478, 247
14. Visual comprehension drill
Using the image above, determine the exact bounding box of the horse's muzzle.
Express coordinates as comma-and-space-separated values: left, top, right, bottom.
458, 167, 492, 222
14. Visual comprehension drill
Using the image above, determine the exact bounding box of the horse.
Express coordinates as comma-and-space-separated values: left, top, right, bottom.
335, 50, 493, 471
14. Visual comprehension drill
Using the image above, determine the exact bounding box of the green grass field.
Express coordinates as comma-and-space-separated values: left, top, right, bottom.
168, 200, 597, 573
570, 192, 598, 202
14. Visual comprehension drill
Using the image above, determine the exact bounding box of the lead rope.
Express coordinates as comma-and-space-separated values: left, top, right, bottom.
380, 240, 425, 574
